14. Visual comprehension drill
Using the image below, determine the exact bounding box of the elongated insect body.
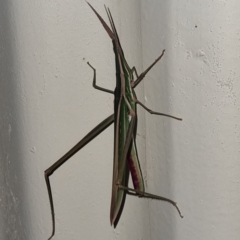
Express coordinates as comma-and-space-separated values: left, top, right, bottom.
45, 3, 183, 239
111, 55, 141, 225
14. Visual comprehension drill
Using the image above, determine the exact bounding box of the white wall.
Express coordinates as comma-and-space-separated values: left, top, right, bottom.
1, 0, 240, 240
143, 1, 240, 240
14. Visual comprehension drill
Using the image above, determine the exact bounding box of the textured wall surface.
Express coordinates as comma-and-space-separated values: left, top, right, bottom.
143, 1, 240, 240
1, 0, 240, 240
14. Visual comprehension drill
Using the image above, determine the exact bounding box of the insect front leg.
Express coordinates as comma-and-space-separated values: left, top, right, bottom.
87, 62, 114, 94
133, 49, 165, 88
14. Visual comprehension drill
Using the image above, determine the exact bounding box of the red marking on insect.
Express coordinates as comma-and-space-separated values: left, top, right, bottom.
127, 150, 140, 190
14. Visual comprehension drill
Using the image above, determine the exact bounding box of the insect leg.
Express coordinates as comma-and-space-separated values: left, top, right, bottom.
87, 62, 114, 94
118, 185, 183, 218
131, 66, 139, 79
135, 99, 182, 121
133, 49, 165, 88
45, 114, 114, 240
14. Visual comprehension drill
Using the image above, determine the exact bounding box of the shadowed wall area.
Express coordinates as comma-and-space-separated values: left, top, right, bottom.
0, 1, 32, 239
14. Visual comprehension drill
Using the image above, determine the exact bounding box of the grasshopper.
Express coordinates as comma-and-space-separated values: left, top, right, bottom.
45, 3, 183, 239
